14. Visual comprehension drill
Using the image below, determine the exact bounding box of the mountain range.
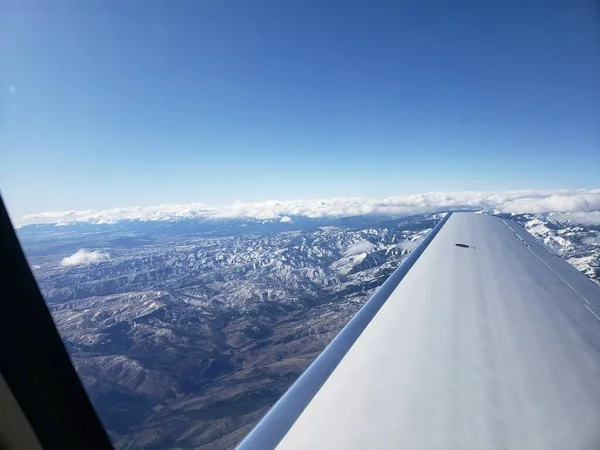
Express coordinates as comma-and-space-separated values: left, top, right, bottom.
18, 211, 600, 449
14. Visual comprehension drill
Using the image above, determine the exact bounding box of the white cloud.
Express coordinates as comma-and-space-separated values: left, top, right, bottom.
60, 249, 110, 267
8, 85, 16, 94
551, 211, 600, 226
17, 188, 600, 227
280, 216, 293, 223
396, 239, 422, 252
344, 240, 375, 256
501, 194, 600, 214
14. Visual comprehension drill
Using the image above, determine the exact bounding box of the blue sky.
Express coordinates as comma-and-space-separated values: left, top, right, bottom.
1, 0, 599, 218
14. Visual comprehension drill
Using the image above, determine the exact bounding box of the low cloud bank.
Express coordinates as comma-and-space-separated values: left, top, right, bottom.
19, 189, 600, 227
60, 249, 110, 267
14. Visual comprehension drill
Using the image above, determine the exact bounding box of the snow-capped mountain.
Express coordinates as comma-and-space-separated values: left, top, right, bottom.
18, 212, 600, 449
510, 213, 600, 280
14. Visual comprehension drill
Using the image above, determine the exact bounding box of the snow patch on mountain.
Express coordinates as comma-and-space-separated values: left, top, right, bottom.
523, 218, 574, 255
331, 253, 369, 275
524, 218, 552, 236
551, 211, 600, 226
584, 236, 600, 246
567, 255, 600, 280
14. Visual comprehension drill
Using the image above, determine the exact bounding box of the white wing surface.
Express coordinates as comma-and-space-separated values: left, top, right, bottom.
238, 212, 600, 450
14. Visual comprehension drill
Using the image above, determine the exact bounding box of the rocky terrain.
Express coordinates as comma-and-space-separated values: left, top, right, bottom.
17, 212, 600, 449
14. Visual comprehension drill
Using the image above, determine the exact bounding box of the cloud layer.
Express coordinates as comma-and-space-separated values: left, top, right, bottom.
19, 189, 600, 227
60, 249, 110, 267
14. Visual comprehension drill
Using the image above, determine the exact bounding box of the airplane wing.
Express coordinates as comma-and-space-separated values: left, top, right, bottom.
238, 212, 600, 450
